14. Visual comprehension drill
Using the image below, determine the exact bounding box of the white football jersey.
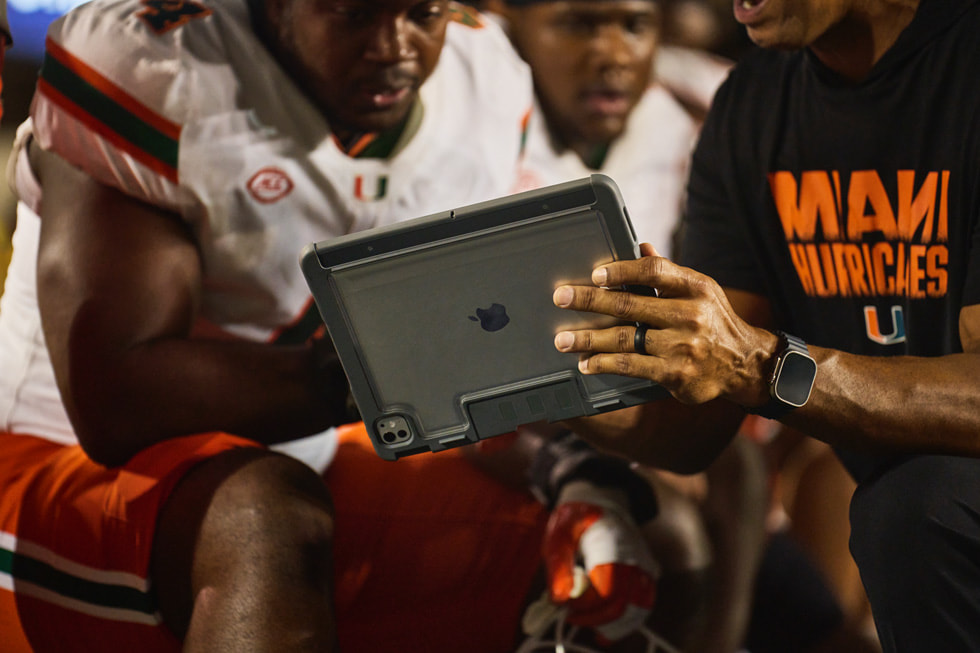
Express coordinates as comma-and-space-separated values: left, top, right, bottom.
0, 0, 533, 444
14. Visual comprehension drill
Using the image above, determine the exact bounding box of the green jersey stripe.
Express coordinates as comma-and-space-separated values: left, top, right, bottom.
40, 48, 179, 177
0, 546, 156, 616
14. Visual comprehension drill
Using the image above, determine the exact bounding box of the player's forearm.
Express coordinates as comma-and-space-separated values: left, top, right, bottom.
67, 337, 348, 466
785, 348, 980, 456
569, 399, 745, 474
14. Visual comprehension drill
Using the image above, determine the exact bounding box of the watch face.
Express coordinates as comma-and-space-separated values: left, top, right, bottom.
773, 350, 817, 407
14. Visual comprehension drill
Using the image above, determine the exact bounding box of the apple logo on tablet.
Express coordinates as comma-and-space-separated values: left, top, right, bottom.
469, 303, 510, 332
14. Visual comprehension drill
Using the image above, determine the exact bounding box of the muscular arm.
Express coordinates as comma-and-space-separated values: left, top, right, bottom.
35, 146, 347, 466
554, 252, 980, 469
791, 305, 980, 455
565, 400, 745, 474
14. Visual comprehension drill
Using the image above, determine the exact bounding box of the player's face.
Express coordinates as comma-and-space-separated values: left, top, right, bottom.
263, 0, 451, 134
732, 0, 851, 50
505, 1, 659, 151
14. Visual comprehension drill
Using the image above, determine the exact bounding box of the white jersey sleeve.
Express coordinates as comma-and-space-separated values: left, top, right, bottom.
30, 0, 239, 214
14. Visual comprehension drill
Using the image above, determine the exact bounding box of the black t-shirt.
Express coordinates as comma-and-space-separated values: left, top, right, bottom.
680, 0, 980, 479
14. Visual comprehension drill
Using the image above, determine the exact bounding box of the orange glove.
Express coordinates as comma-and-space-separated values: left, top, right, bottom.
543, 481, 659, 643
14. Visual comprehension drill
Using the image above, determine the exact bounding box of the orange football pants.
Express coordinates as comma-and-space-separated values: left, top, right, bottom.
0, 425, 547, 651
0, 430, 260, 652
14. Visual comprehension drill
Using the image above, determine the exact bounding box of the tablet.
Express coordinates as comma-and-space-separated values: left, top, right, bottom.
300, 174, 666, 460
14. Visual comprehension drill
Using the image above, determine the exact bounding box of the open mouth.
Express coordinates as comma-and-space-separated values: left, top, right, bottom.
364, 86, 411, 110
733, 0, 767, 22
357, 69, 418, 111
581, 88, 631, 117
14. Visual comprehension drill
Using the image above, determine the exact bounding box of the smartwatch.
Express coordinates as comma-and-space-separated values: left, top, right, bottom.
749, 330, 817, 420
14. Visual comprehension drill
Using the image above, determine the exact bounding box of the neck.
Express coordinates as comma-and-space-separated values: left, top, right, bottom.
552, 126, 611, 170
333, 101, 423, 159
558, 138, 608, 170
810, 0, 919, 82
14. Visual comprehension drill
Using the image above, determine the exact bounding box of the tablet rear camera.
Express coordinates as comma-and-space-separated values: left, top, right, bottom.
376, 416, 413, 446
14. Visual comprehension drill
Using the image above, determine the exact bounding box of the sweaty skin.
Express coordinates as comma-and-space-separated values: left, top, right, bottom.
553, 243, 980, 472
260, 0, 451, 140
35, 0, 453, 468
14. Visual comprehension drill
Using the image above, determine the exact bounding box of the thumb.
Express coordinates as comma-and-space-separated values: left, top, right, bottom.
638, 242, 660, 258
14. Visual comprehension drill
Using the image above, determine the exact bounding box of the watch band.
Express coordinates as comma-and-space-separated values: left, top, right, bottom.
747, 330, 817, 420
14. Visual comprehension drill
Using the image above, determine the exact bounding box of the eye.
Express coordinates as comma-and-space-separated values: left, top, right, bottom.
330, 1, 374, 24
552, 14, 596, 37
408, 1, 446, 27
623, 14, 658, 36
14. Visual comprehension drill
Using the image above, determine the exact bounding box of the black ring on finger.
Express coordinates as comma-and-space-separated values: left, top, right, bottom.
634, 324, 649, 355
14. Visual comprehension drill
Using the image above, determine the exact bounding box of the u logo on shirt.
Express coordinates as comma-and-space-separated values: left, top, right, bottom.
864, 305, 906, 345
354, 175, 388, 201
